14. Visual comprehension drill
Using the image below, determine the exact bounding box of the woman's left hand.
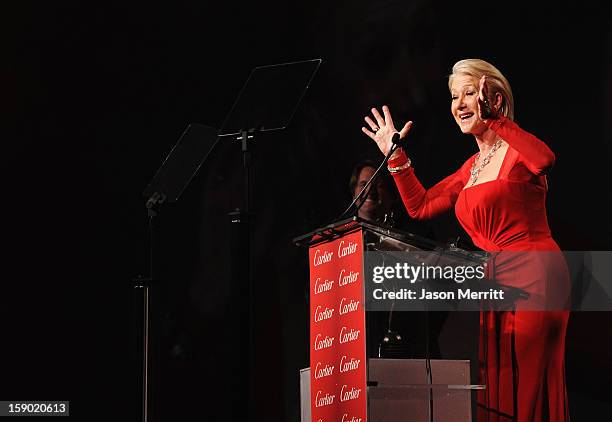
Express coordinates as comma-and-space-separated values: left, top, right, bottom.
478, 75, 500, 120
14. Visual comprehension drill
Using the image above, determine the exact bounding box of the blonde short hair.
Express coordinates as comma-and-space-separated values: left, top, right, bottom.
448, 59, 514, 120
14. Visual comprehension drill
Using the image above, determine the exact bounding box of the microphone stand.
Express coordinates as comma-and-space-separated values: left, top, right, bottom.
134, 191, 166, 422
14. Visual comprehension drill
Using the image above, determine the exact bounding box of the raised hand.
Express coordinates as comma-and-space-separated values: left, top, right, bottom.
362, 105, 413, 156
478, 75, 500, 120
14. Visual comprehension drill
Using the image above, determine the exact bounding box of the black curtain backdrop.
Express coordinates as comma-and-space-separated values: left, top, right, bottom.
2, 1, 611, 421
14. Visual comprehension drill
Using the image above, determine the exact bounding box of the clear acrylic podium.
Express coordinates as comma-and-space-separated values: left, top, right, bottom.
294, 217, 488, 422
300, 359, 485, 422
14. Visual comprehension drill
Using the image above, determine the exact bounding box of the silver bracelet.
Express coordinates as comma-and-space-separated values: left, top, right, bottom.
388, 157, 412, 173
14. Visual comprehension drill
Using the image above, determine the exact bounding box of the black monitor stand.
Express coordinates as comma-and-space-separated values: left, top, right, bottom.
217, 58, 321, 418
139, 123, 220, 422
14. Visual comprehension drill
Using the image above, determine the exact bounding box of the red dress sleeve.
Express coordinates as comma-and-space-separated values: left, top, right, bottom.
485, 116, 555, 175
388, 149, 471, 220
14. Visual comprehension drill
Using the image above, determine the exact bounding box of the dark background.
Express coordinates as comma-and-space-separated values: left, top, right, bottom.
2, 1, 611, 421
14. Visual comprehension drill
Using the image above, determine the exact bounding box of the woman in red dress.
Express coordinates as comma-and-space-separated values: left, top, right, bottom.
361, 59, 570, 421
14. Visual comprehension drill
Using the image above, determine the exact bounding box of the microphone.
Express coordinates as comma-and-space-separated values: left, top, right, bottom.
392, 119, 415, 148
391, 132, 405, 148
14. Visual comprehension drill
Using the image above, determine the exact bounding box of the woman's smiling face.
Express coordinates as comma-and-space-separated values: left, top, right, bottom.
450, 74, 484, 135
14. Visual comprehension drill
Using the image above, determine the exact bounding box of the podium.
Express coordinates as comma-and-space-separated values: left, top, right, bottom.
294, 218, 490, 422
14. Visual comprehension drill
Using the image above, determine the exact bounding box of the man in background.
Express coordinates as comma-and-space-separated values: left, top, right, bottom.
349, 160, 396, 224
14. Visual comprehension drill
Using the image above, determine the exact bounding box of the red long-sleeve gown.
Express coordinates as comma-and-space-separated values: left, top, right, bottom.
388, 116, 570, 422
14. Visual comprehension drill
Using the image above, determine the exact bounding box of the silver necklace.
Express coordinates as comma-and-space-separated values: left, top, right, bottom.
469, 139, 503, 186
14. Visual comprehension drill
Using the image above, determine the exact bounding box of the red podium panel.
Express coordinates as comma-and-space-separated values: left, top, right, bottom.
309, 228, 367, 422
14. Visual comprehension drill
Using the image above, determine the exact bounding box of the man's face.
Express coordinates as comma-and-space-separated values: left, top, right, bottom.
353, 166, 389, 220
